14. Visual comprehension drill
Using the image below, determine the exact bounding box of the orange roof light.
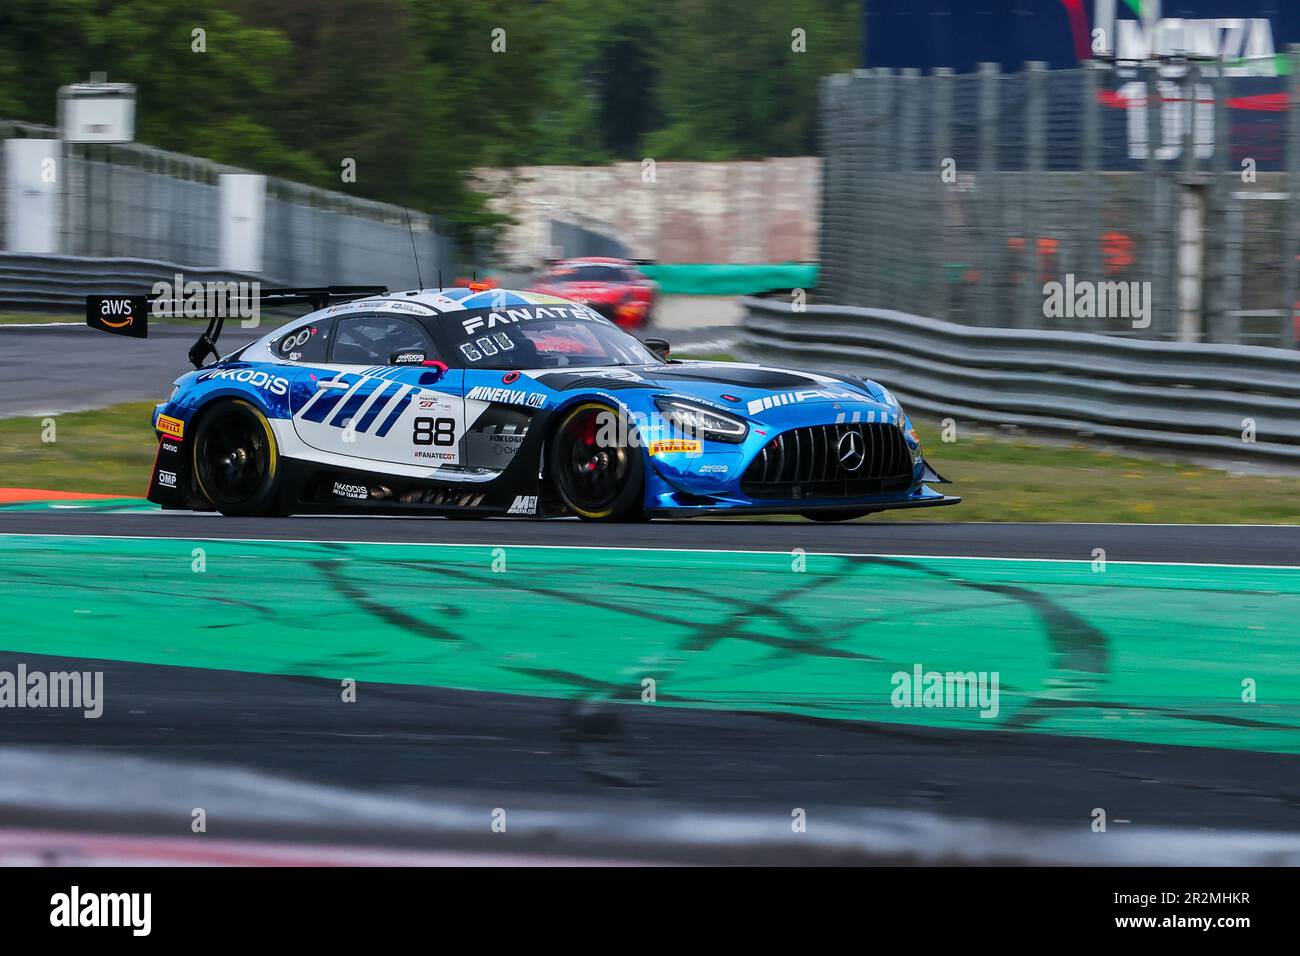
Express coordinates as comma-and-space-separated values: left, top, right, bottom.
467, 280, 495, 291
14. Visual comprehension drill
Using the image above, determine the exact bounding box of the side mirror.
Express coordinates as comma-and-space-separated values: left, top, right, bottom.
418, 360, 449, 385
643, 337, 671, 360
390, 349, 427, 366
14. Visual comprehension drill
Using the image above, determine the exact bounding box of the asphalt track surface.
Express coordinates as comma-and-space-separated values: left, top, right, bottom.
3, 512, 1299, 851
0, 323, 266, 418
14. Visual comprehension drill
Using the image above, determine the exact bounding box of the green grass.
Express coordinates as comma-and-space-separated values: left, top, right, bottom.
891, 420, 1300, 524
2, 402, 1299, 523
0, 402, 158, 495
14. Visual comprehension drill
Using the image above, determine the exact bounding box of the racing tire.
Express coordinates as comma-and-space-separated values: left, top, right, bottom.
547, 401, 644, 521
801, 510, 876, 522
192, 399, 284, 517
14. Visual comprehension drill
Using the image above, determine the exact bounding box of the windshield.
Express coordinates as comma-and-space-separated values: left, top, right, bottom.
547, 264, 634, 283
446, 313, 662, 369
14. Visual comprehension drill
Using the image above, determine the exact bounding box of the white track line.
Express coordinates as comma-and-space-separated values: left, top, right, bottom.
0, 322, 81, 329
3, 530, 1300, 570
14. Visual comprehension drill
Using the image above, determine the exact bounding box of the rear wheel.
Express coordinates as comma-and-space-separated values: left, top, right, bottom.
547, 402, 644, 521
802, 510, 876, 522
192, 399, 283, 516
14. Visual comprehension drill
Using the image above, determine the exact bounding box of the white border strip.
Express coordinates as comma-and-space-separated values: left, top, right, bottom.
0, 322, 81, 329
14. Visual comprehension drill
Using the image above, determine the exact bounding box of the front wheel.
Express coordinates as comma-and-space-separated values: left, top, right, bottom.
802, 509, 876, 522
547, 402, 644, 521
192, 399, 284, 516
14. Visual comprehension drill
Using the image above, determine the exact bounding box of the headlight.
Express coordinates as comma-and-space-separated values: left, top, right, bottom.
653, 397, 748, 443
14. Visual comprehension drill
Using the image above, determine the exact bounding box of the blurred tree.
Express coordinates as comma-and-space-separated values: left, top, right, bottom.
0, 0, 321, 179
589, 2, 665, 158
645, 0, 859, 159
224, 0, 425, 198
0, 0, 859, 243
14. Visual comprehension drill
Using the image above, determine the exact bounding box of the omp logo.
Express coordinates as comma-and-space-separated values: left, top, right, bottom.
466, 385, 545, 407
98, 298, 135, 329
50, 886, 151, 936
747, 388, 860, 415
158, 470, 178, 488
198, 368, 290, 396
156, 415, 184, 439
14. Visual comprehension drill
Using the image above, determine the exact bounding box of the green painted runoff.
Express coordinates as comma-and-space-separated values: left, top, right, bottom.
1, 534, 1296, 754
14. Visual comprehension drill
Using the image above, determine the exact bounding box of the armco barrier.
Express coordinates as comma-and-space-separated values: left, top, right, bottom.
739, 297, 1300, 463
0, 253, 265, 312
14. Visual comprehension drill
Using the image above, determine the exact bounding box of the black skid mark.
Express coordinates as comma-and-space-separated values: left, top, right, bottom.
840, 554, 1109, 730
838, 555, 1300, 736
386, 558, 879, 664
6, 565, 284, 622
620, 578, 882, 663
309, 559, 466, 645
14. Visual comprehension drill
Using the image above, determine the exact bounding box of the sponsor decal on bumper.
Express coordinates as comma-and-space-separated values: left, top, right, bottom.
650, 439, 702, 456
156, 415, 185, 439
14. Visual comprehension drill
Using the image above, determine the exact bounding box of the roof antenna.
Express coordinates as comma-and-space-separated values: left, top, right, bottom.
403, 209, 425, 290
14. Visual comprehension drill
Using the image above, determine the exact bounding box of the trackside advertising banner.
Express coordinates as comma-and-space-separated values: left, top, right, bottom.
864, 1, 1296, 171
865, 1, 1296, 75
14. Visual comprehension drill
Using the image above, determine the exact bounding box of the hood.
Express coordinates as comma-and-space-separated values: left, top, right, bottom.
532, 361, 901, 423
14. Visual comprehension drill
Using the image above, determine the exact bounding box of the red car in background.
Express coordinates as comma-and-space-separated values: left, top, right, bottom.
527, 257, 658, 329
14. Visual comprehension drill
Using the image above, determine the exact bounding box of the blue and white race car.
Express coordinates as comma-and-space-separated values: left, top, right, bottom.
86, 285, 959, 521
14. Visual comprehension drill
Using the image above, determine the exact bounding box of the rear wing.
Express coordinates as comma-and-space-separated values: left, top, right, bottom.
85, 285, 388, 368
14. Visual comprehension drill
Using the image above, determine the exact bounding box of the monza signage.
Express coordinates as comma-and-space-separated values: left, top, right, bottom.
864, 1, 1297, 75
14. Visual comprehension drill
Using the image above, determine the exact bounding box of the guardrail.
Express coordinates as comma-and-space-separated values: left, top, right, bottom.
739, 297, 1300, 463
0, 253, 264, 312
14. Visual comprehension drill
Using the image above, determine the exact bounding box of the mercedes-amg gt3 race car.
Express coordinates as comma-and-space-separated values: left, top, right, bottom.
86, 285, 958, 521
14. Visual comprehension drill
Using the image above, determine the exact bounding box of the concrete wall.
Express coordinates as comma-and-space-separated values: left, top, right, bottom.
476, 157, 820, 269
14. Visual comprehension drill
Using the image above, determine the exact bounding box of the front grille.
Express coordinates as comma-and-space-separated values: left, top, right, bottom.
740, 423, 914, 499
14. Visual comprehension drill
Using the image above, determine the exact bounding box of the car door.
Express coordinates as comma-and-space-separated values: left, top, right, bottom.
289, 312, 467, 469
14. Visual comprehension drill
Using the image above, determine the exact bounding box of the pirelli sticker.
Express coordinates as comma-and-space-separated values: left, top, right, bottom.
650, 439, 702, 456
157, 415, 185, 440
